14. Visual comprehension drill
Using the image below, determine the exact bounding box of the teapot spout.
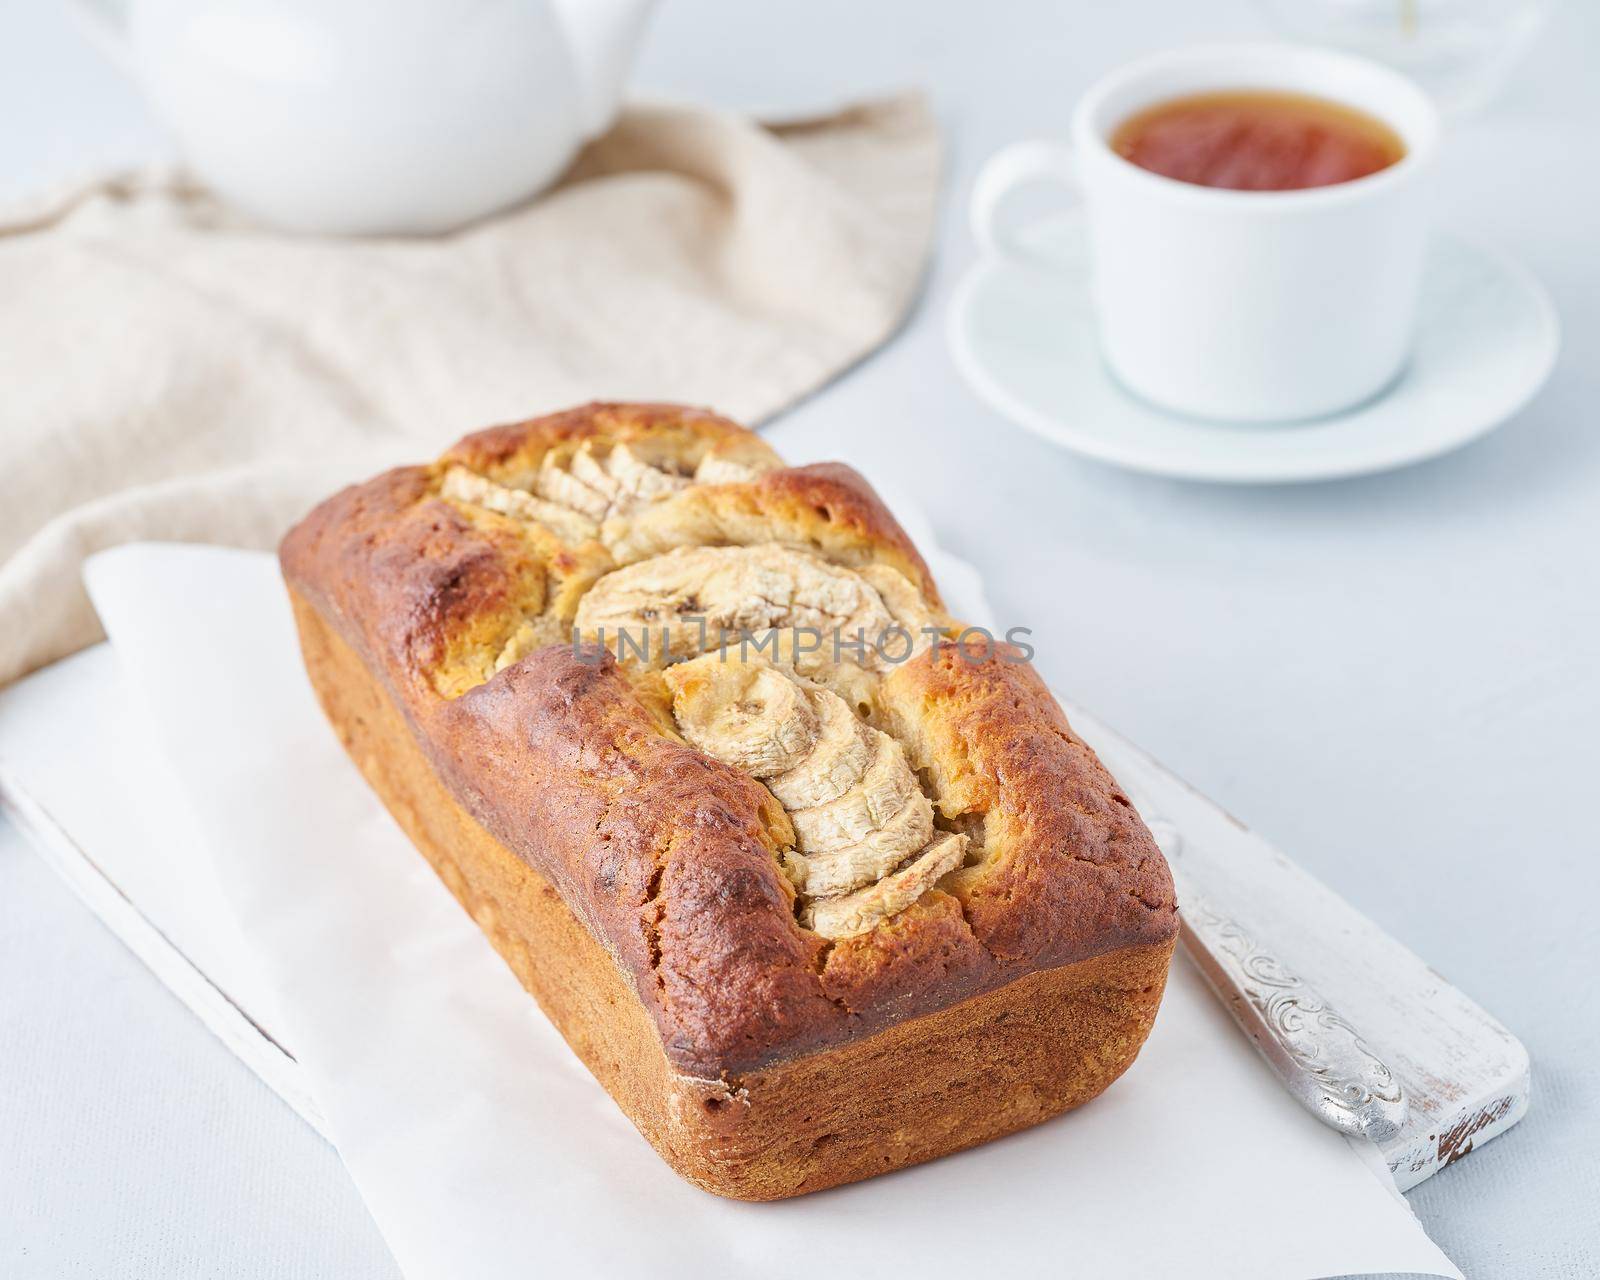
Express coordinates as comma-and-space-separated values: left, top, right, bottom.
552, 0, 656, 139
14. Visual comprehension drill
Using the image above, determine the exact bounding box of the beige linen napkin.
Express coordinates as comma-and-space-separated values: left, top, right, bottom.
0, 94, 940, 685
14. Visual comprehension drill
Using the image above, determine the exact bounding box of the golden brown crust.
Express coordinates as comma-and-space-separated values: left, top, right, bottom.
292, 590, 1173, 1199
881, 638, 1177, 968
279, 403, 1177, 1083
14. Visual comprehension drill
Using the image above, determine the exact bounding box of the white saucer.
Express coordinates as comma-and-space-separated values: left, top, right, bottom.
948, 216, 1560, 484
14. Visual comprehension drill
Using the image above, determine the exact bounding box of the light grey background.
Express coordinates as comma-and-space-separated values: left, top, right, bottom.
3, 1, 1596, 1276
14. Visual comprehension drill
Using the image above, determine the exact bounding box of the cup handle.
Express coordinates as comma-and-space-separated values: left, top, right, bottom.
970, 139, 1079, 270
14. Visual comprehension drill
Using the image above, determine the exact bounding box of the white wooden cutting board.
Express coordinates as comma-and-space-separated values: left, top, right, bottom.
0, 642, 1527, 1187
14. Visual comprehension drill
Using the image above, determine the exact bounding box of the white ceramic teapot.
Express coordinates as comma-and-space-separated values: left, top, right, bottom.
68, 0, 656, 234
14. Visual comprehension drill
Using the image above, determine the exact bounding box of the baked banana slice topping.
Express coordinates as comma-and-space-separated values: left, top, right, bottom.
577, 544, 917, 669
445, 439, 776, 550
792, 789, 935, 897
788, 735, 919, 854
691, 453, 771, 485
802, 832, 969, 939
568, 440, 690, 518
665, 658, 818, 777
445, 440, 692, 534
765, 686, 872, 810
666, 652, 954, 932
534, 450, 612, 522
440, 466, 601, 546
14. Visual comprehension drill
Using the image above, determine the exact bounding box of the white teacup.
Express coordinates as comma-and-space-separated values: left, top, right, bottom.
971, 44, 1441, 423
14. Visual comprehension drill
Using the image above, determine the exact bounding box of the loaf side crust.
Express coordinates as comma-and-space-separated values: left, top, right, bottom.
292, 589, 1174, 1200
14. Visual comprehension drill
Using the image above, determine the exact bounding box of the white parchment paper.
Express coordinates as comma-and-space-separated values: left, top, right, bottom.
84, 542, 1459, 1280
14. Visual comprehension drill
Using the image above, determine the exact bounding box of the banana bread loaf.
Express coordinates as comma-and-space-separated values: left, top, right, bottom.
279, 402, 1177, 1200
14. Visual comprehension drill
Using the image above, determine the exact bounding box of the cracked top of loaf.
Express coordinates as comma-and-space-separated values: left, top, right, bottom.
280, 402, 1177, 1078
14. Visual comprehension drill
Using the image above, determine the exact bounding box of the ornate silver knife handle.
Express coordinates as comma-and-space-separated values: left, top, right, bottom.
1145, 818, 1408, 1144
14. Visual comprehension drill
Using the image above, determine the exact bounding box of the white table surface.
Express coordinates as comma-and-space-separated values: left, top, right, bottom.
3, 2, 1597, 1277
